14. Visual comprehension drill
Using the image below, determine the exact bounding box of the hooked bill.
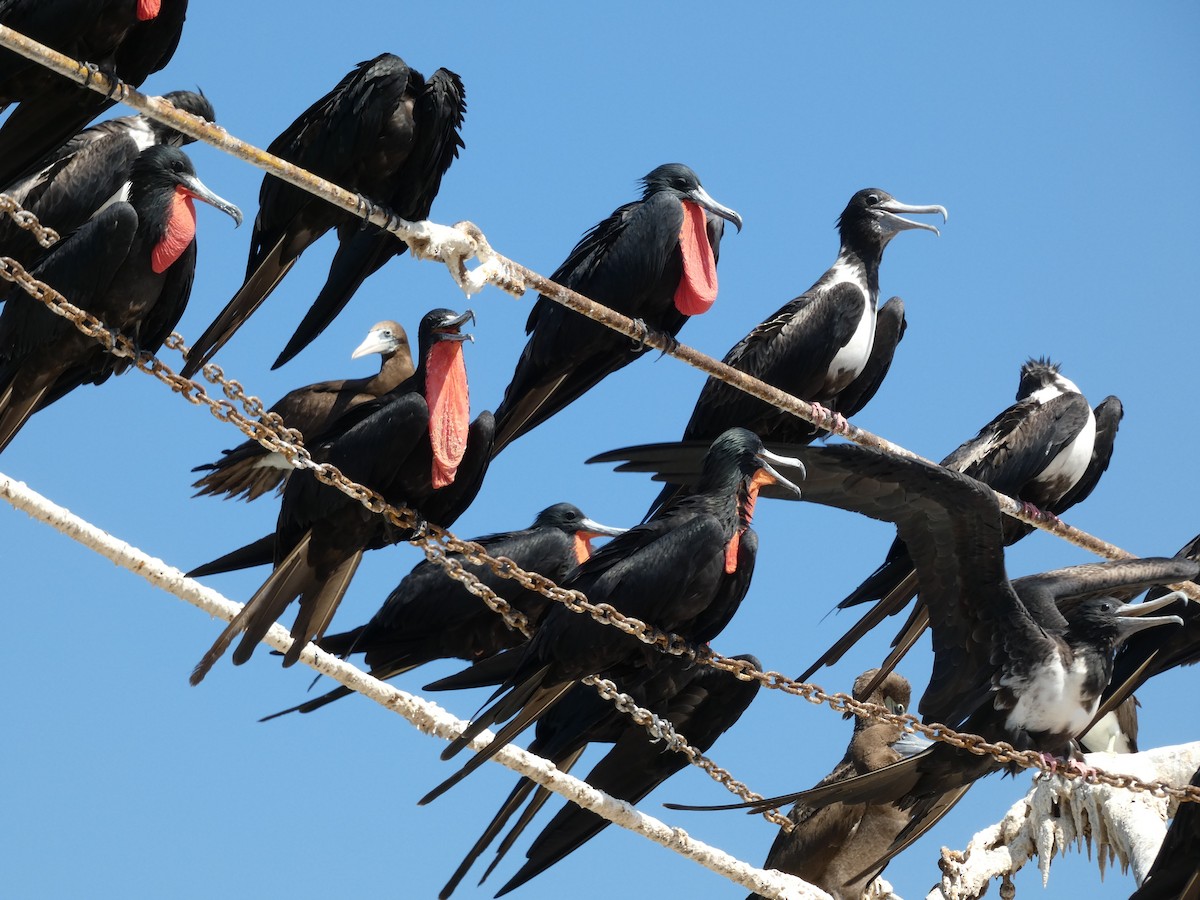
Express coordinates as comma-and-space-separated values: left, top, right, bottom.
151, 189, 197, 274
426, 341, 470, 488
673, 201, 718, 316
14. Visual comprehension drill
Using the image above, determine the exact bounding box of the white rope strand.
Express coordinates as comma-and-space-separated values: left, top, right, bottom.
0, 469, 828, 900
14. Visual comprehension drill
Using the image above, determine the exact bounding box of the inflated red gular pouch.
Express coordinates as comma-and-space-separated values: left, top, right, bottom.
426, 340, 470, 489
724, 476, 763, 574
137, 0, 161, 20
673, 200, 718, 316
150, 187, 196, 274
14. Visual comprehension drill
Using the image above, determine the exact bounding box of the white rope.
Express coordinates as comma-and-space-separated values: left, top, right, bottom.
0, 469, 829, 900
930, 741, 1200, 899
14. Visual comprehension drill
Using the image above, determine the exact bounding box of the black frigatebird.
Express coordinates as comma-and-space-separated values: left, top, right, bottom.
416, 428, 800, 806
0, 145, 241, 453
1129, 762, 1200, 900
0, 0, 188, 187
0, 89, 215, 268
190, 319, 414, 502
259, 502, 625, 720
747, 670, 955, 900
489, 163, 743, 455
189, 308, 494, 683
602, 441, 1194, 869
450, 654, 760, 898
181, 53, 465, 375
803, 358, 1123, 687
645, 188, 946, 515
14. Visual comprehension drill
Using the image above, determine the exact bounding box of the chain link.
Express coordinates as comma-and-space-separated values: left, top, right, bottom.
3, 199, 1197, 810
0, 193, 60, 247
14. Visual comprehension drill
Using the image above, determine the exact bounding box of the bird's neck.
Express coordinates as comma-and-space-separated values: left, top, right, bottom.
832, 247, 881, 303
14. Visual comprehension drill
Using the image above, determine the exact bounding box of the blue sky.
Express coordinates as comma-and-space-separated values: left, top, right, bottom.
4, 3, 1199, 898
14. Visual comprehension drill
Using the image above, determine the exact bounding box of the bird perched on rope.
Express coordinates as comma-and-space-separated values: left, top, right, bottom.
489, 163, 742, 455
259, 502, 625, 720
439, 653, 761, 898
0, 0, 188, 188
746, 670, 952, 900
0, 89, 214, 267
190, 308, 494, 683
600, 440, 1194, 872
802, 358, 1122, 690
0, 145, 241, 454
182, 52, 465, 374
416, 428, 800, 806
190, 319, 414, 503
643, 187, 945, 517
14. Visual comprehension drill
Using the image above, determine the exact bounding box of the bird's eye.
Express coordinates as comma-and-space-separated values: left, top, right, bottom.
884, 698, 905, 715
866, 193, 881, 205
380, 329, 392, 339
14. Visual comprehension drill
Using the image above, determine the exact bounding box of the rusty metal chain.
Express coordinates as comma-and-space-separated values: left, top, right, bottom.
0, 193, 60, 248
3, 202, 1198, 810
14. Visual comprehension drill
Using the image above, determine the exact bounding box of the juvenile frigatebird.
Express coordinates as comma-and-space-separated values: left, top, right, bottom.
1129, 762, 1200, 900
643, 188, 945, 515
802, 358, 1123, 686
190, 319, 413, 502
189, 308, 494, 683
602, 441, 1194, 869
0, 89, 215, 268
259, 502, 625, 720
489, 163, 742, 455
748, 670, 949, 900
181, 53, 465, 375
417, 428, 800, 805
440, 654, 760, 898
0, 145, 241, 453
0, 0, 188, 188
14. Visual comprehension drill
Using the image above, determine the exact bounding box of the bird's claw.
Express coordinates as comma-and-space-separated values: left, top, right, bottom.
630, 318, 650, 351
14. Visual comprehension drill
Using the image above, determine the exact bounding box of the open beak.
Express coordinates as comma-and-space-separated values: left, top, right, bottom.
876, 198, 947, 237
688, 184, 743, 233
1114, 590, 1186, 640
433, 309, 476, 342
753, 447, 805, 497
351, 328, 395, 360
178, 173, 243, 227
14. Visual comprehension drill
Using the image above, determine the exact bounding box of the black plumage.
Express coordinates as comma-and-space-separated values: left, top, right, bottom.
181, 53, 465, 374
0, 0, 187, 187
490, 163, 742, 455
189, 308, 493, 683
802, 358, 1123, 686
417, 428, 800, 806
0, 144, 241, 453
259, 502, 625, 720
0, 89, 214, 268
190, 319, 414, 502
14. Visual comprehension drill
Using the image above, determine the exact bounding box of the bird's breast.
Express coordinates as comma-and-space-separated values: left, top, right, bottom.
822, 266, 876, 392
1033, 403, 1097, 498
1002, 653, 1099, 737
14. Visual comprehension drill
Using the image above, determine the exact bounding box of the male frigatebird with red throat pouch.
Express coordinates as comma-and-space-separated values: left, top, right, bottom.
0, 0, 188, 188
416, 427, 800, 806
259, 502, 626, 721
190, 319, 414, 503
0, 89, 216, 268
489, 163, 742, 455
0, 144, 241, 453
643, 187, 946, 517
181, 52, 465, 375
190, 308, 494, 684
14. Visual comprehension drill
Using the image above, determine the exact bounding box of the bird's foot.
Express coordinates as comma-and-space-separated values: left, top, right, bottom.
1038, 751, 1061, 773
355, 195, 379, 230
809, 402, 848, 434
1064, 757, 1099, 781
1020, 501, 1060, 526
656, 331, 680, 358
81, 62, 123, 99
629, 318, 650, 351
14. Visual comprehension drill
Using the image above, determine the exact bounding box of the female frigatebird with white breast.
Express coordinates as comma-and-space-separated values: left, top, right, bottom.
0, 144, 241, 453
489, 163, 743, 455
801, 357, 1123, 689
416, 428, 800, 806
643, 187, 945, 516
190, 319, 414, 502
0, 0, 188, 188
181, 53, 466, 375
599, 440, 1195, 869
190, 308, 494, 683
0, 89, 215, 267
258, 502, 626, 720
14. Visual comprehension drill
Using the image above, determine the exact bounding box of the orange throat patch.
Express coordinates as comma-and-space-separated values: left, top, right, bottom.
151, 187, 196, 274
724, 480, 762, 574
573, 533, 593, 565
673, 200, 718, 316
426, 341, 470, 489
